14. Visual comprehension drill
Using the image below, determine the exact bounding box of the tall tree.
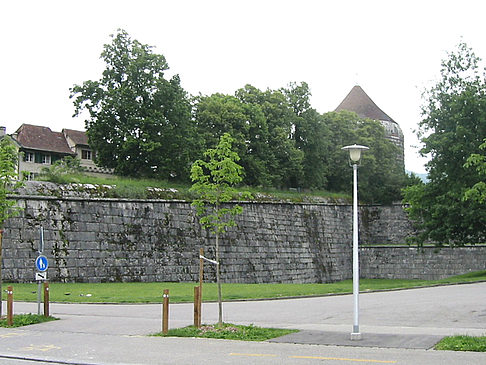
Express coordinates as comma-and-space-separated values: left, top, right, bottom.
236, 85, 304, 188
71, 29, 198, 180
323, 111, 407, 203
464, 138, 486, 203
403, 43, 486, 245
283, 82, 331, 189
190, 133, 250, 326
0, 137, 24, 317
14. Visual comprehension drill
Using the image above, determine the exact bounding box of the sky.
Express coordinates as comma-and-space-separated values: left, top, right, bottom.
2, 0, 486, 174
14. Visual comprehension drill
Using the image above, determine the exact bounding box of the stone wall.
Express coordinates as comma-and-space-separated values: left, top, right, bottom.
360, 246, 486, 280
2, 196, 353, 283
2, 194, 483, 283
359, 204, 414, 245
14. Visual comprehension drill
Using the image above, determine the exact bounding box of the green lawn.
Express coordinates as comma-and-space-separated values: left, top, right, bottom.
435, 335, 486, 352
153, 323, 298, 341
4, 270, 485, 304
0, 314, 58, 328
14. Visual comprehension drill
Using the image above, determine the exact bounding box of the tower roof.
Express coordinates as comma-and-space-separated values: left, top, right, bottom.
335, 85, 395, 123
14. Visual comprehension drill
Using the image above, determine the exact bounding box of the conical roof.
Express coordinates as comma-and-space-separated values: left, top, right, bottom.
335, 85, 395, 123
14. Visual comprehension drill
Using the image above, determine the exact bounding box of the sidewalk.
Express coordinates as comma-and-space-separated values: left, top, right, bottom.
3, 282, 486, 349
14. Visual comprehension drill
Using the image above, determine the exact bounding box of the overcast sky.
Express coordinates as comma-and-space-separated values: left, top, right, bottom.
2, 0, 486, 174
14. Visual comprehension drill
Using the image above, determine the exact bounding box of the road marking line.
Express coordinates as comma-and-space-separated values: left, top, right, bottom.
290, 355, 397, 363
230, 353, 278, 357
0, 332, 26, 339
22, 344, 61, 352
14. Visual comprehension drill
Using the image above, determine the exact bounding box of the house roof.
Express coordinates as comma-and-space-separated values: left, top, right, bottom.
15, 124, 74, 154
335, 85, 395, 123
63, 128, 89, 146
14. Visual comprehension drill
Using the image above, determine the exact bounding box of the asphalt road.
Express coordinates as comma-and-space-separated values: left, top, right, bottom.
1, 282, 485, 364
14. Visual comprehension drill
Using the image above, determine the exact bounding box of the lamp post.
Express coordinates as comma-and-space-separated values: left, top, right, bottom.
341, 144, 369, 341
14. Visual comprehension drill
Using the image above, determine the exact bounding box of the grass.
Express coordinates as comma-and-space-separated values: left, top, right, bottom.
34, 173, 349, 202
0, 314, 58, 328
435, 335, 486, 352
4, 270, 486, 304
153, 323, 297, 341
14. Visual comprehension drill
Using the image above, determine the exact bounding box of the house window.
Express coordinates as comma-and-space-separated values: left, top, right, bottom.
41, 154, 51, 164
81, 149, 92, 160
24, 152, 34, 162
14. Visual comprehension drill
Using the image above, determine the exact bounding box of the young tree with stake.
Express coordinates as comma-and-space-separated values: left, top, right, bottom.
190, 133, 251, 327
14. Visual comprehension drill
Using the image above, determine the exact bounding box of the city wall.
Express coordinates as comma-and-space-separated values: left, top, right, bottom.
2, 191, 485, 283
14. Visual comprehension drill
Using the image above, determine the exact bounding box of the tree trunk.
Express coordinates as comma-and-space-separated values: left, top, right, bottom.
215, 232, 223, 327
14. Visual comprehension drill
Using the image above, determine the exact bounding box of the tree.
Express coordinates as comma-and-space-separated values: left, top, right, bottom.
464, 138, 486, 203
403, 43, 486, 245
0, 137, 24, 317
235, 85, 304, 188
39, 156, 84, 183
283, 82, 331, 189
322, 111, 407, 203
190, 133, 251, 326
71, 29, 198, 180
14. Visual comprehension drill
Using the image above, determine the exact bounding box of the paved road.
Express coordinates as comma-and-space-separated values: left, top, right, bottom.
1, 282, 485, 364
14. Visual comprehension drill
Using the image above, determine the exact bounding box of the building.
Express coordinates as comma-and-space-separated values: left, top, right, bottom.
3, 124, 111, 179
335, 85, 405, 168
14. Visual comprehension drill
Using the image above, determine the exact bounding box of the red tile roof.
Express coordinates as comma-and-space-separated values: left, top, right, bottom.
15, 124, 74, 154
63, 128, 89, 146
335, 85, 395, 123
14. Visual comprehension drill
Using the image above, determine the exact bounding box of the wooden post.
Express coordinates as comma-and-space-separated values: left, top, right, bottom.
43, 282, 49, 317
198, 248, 204, 327
7, 286, 13, 326
193, 286, 200, 327
162, 289, 169, 334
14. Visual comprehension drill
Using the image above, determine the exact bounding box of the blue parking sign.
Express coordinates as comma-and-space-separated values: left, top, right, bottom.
35, 255, 48, 272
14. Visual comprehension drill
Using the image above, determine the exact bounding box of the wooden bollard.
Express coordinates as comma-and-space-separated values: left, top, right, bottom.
43, 282, 50, 317
7, 286, 13, 326
199, 248, 203, 327
194, 286, 200, 327
162, 289, 169, 334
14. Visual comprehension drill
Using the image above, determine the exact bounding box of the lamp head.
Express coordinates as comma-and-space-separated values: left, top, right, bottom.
341, 144, 369, 163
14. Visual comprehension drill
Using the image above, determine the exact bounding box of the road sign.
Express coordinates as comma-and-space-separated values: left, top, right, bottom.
35, 272, 47, 281
35, 255, 48, 272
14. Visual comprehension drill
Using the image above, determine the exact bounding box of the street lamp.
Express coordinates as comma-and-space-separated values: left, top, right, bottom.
341, 144, 369, 341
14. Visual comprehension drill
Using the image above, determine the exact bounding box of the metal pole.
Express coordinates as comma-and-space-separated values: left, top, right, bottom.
37, 281, 41, 315
37, 226, 44, 315
351, 163, 361, 340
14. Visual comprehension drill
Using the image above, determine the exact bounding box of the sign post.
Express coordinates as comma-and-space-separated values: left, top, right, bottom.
35, 227, 48, 315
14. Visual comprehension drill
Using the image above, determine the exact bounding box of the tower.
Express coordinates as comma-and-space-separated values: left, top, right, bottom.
335, 85, 404, 168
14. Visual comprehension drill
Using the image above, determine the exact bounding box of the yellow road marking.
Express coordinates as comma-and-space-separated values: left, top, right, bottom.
0, 332, 26, 339
22, 344, 61, 352
291, 355, 397, 363
230, 353, 278, 357
230, 353, 396, 363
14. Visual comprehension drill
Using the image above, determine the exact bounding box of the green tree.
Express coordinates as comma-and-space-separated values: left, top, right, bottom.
71, 29, 198, 180
322, 111, 406, 203
464, 138, 486, 203
403, 43, 486, 245
283, 82, 331, 189
236, 85, 304, 188
0, 137, 24, 317
190, 133, 251, 326
39, 156, 84, 183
